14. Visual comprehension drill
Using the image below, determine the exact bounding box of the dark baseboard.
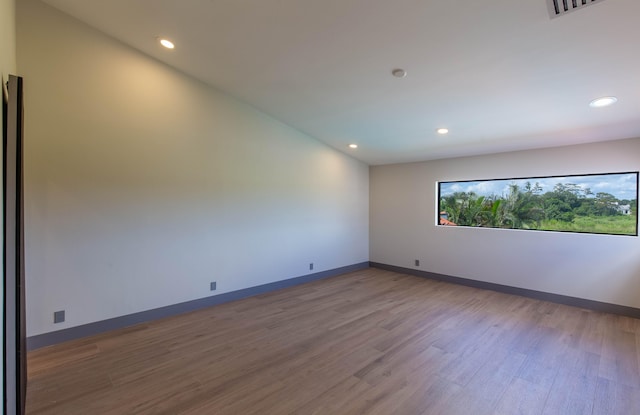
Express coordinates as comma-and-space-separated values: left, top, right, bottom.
27, 262, 369, 350
30, 260, 639, 350
369, 262, 640, 319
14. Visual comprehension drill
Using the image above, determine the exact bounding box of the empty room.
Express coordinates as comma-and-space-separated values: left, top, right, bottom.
2, 0, 640, 414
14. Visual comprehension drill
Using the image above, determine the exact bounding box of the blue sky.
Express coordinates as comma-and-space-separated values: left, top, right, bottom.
439, 172, 638, 201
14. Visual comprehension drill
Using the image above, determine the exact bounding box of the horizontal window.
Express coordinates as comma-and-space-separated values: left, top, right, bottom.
438, 172, 638, 236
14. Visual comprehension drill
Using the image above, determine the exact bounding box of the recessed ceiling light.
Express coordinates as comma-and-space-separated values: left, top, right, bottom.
391, 68, 407, 78
589, 96, 617, 108
159, 39, 175, 49
349, 144, 358, 149
437, 128, 449, 135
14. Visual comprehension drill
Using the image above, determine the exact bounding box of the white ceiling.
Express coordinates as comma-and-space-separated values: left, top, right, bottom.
41, 0, 640, 165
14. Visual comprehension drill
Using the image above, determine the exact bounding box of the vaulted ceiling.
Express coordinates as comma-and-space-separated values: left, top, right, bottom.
41, 0, 640, 164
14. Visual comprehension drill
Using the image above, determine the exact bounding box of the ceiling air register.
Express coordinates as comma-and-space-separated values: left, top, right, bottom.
548, 0, 605, 17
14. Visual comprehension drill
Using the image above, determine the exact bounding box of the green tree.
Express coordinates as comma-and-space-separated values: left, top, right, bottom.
478, 198, 503, 227
500, 183, 544, 228
594, 192, 619, 216
440, 192, 468, 224
541, 183, 588, 222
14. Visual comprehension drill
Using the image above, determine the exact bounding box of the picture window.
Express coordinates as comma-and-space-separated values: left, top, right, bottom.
437, 172, 638, 236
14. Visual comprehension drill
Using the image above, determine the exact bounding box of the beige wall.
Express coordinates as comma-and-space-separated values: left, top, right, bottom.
0, 0, 15, 81
18, 0, 369, 336
371, 138, 640, 308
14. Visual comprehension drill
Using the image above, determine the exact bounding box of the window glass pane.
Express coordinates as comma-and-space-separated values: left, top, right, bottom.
438, 172, 638, 236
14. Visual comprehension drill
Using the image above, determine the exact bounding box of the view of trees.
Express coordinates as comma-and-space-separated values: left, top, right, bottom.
439, 178, 638, 235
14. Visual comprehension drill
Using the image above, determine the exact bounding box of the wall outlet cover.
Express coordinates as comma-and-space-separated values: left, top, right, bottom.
210, 281, 217, 291
53, 310, 65, 324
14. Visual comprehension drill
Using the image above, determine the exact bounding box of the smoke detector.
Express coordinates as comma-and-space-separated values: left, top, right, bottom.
547, 0, 606, 18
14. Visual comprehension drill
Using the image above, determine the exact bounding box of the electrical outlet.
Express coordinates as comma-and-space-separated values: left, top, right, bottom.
53, 310, 65, 324
210, 281, 217, 291
309, 263, 314, 270
415, 259, 420, 267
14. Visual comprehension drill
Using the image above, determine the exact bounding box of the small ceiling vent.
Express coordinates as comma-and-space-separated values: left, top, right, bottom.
548, 0, 605, 18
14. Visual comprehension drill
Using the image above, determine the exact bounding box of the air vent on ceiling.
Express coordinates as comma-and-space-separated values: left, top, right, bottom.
548, 0, 605, 18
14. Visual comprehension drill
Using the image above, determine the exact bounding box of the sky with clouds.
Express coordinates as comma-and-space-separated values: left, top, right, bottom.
440, 172, 638, 201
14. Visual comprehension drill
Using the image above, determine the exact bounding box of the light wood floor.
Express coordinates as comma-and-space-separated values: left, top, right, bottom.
26, 268, 640, 414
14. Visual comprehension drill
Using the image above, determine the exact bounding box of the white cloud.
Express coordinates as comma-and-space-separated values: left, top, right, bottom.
439, 173, 637, 200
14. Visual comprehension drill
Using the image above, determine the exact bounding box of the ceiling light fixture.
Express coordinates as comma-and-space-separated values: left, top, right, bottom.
589, 96, 617, 108
391, 68, 407, 78
349, 144, 358, 149
437, 128, 449, 135
159, 38, 175, 49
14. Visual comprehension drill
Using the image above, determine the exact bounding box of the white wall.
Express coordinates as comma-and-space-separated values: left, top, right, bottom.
371, 138, 640, 309
17, 0, 369, 337
1, 0, 16, 409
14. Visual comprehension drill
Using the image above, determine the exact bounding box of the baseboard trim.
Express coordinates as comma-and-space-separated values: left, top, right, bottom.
369, 262, 640, 319
27, 262, 369, 350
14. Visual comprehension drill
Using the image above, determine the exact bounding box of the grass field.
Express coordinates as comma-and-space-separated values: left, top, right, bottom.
536, 215, 637, 235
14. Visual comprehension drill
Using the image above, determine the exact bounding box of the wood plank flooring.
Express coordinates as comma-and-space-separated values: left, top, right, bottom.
26, 268, 640, 414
